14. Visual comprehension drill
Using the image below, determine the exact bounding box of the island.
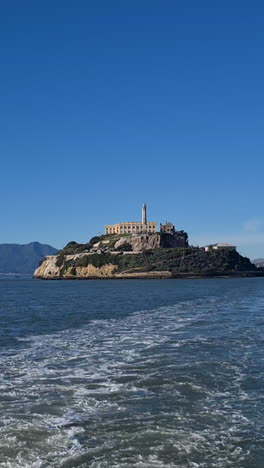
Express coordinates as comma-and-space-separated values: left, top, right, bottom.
34, 226, 261, 281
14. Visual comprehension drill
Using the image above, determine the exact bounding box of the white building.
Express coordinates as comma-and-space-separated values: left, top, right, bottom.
205, 243, 237, 252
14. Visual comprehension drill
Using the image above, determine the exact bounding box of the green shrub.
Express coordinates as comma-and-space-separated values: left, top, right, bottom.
55, 254, 65, 267
89, 236, 101, 245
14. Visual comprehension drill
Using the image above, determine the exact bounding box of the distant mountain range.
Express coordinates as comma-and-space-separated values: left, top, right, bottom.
252, 258, 264, 267
0, 242, 58, 274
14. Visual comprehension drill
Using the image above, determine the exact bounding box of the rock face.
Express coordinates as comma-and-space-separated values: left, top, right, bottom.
35, 255, 120, 279
114, 232, 188, 252
36, 255, 61, 278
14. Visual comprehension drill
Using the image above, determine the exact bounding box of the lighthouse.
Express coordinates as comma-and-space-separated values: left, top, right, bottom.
142, 203, 147, 226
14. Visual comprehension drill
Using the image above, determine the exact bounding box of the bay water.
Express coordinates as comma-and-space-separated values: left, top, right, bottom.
0, 277, 264, 467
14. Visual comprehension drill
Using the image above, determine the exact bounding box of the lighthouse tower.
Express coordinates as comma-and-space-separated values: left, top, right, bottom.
142, 203, 147, 231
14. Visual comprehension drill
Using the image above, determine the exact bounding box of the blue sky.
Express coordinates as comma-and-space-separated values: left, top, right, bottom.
0, 1, 264, 258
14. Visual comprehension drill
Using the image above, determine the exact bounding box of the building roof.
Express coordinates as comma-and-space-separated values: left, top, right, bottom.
205, 243, 236, 248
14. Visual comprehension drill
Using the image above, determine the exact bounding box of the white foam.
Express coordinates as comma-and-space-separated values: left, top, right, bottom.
0, 293, 262, 466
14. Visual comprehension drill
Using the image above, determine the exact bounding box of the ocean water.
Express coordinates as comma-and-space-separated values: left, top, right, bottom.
0, 277, 264, 468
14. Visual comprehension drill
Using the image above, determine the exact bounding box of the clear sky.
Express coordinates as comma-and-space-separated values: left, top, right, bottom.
0, 1, 264, 259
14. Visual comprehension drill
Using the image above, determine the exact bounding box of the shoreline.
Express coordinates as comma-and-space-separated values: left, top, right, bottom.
34, 271, 264, 280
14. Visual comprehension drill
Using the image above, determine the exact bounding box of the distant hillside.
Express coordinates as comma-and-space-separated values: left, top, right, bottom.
252, 258, 264, 266
0, 242, 58, 274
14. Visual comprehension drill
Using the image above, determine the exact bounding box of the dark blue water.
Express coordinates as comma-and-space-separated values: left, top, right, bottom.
0, 277, 264, 467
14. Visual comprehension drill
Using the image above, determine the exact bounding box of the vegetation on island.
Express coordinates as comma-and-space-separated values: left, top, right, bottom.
29, 231, 259, 279
54, 239, 256, 277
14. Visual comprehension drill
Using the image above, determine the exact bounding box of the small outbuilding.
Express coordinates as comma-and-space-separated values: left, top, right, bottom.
204, 243, 237, 252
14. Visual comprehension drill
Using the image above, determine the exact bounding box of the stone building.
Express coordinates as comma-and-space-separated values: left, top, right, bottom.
105, 222, 157, 235
160, 221, 175, 234
105, 204, 157, 235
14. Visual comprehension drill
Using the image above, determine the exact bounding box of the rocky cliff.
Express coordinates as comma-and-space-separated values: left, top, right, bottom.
34, 242, 258, 279
113, 231, 188, 251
